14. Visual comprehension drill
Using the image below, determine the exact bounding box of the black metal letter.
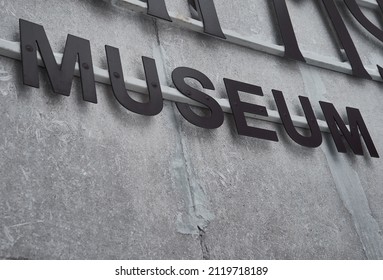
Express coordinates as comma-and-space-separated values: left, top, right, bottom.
271, 0, 305, 62
19, 19, 97, 103
273, 90, 322, 148
345, 0, 383, 42
320, 102, 379, 158
344, 0, 383, 78
105, 46, 163, 116
188, 0, 226, 39
321, 0, 371, 79
172, 67, 224, 129
223, 78, 278, 142
142, 0, 224, 38
140, 0, 172, 22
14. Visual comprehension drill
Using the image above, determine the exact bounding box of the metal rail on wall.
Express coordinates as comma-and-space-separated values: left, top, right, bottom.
117, 0, 383, 82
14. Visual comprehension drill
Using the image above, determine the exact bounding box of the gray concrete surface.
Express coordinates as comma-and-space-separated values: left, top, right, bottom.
0, 0, 382, 259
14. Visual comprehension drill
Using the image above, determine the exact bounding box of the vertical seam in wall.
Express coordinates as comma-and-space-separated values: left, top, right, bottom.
151, 19, 214, 247
299, 64, 383, 259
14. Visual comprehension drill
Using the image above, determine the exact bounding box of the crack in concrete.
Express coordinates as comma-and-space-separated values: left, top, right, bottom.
198, 226, 211, 260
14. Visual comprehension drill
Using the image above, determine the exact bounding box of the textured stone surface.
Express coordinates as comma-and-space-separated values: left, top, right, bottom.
0, 0, 382, 259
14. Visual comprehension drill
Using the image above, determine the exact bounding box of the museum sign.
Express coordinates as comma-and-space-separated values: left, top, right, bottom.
5, 0, 383, 158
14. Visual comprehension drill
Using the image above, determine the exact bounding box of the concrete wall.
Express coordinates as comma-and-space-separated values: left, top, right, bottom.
0, 0, 382, 259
